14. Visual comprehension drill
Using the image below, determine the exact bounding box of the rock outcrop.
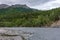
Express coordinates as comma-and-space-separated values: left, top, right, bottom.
51, 20, 60, 28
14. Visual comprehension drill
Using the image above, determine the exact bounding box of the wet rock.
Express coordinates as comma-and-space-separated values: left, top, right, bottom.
0, 29, 33, 40
0, 36, 22, 40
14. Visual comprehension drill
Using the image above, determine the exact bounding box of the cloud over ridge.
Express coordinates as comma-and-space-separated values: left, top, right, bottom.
0, 0, 60, 10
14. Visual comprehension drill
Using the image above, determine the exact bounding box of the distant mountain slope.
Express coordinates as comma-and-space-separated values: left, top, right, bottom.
0, 4, 9, 9
10, 4, 30, 9
0, 4, 30, 9
0, 4, 37, 14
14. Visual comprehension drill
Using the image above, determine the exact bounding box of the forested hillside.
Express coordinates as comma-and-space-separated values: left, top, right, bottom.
0, 4, 60, 27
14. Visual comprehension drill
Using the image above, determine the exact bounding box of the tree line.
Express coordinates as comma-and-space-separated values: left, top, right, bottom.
0, 7, 60, 27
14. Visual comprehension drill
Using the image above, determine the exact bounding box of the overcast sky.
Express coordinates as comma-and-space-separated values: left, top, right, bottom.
0, 0, 60, 10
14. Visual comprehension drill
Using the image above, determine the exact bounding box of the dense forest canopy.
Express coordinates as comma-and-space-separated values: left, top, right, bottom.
0, 4, 60, 27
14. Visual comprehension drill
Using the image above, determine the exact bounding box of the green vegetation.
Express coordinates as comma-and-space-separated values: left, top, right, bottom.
0, 7, 60, 27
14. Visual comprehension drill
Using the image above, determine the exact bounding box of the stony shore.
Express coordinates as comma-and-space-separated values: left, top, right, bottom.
0, 29, 33, 40
51, 20, 60, 28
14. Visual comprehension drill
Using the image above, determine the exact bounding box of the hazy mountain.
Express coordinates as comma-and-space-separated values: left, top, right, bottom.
10, 4, 30, 9
0, 4, 30, 9
0, 4, 9, 9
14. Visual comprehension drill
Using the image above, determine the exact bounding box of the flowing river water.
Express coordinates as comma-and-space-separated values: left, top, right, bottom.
0, 27, 60, 40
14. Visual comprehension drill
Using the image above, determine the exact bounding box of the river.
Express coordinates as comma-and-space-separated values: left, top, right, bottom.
0, 27, 60, 40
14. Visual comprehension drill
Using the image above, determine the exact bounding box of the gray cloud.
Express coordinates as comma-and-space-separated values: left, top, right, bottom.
0, 0, 57, 10
26, 0, 53, 6
0, 0, 54, 6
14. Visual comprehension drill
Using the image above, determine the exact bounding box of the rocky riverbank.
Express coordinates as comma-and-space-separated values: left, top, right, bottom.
0, 29, 33, 40
50, 20, 60, 28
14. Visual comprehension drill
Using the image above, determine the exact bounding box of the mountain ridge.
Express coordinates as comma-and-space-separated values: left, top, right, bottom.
0, 4, 9, 9
0, 4, 30, 9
